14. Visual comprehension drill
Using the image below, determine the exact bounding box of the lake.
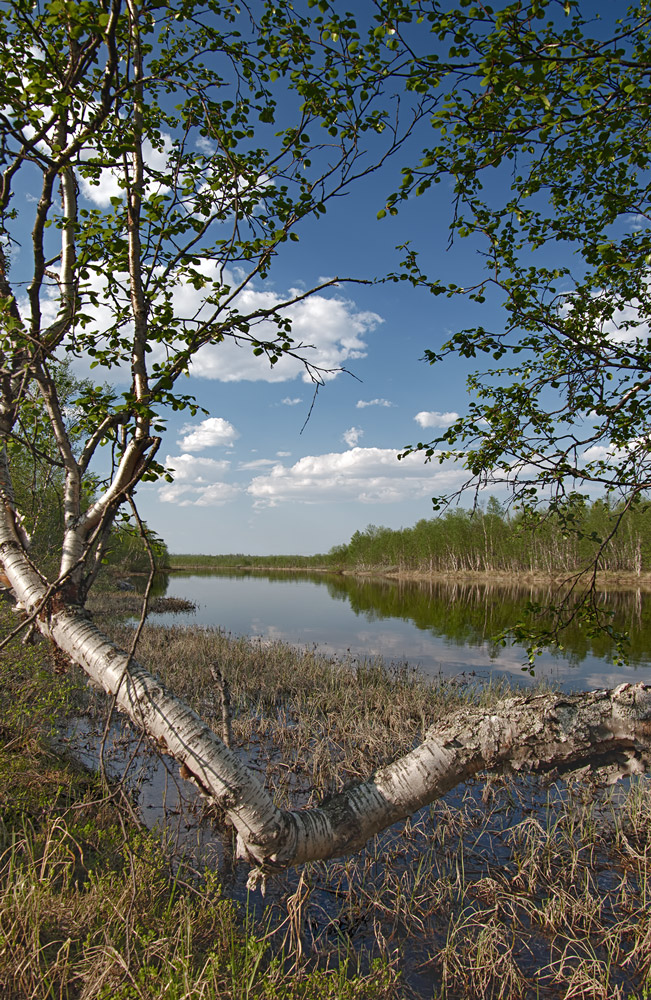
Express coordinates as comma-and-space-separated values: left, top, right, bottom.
149, 569, 651, 691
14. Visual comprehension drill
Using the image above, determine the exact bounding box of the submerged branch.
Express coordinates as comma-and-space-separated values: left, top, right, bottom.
4, 521, 651, 873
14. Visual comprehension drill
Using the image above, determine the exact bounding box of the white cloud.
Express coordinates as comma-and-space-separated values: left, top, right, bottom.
247, 446, 467, 507
414, 410, 459, 429
276, 451, 291, 457
601, 298, 651, 344
28, 271, 134, 386
165, 453, 230, 481
239, 458, 276, 469
177, 417, 239, 451
181, 268, 382, 383
281, 397, 303, 406
80, 131, 264, 216
160, 481, 241, 506
15, 96, 174, 211
342, 426, 363, 448
190, 482, 242, 506
628, 214, 648, 232
356, 398, 394, 409
582, 440, 639, 463
561, 283, 651, 345
160, 452, 239, 507
48, 256, 380, 390
582, 445, 612, 462
79, 135, 174, 207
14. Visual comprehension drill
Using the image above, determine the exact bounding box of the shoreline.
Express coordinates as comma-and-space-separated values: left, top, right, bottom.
165, 561, 651, 592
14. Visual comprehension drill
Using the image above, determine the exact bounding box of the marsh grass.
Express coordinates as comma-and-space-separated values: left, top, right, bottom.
97, 615, 510, 801
0, 606, 400, 1000
4, 595, 651, 997
90, 592, 197, 617
0, 807, 400, 999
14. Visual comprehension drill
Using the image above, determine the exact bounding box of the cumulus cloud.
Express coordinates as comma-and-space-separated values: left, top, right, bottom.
628, 214, 648, 233
600, 298, 651, 344
160, 481, 241, 506
80, 131, 265, 216
188, 483, 242, 506
164, 453, 230, 481
582, 445, 612, 462
158, 442, 477, 510
281, 397, 303, 406
47, 253, 380, 390
247, 446, 467, 507
18, 103, 173, 211
177, 265, 382, 383
342, 426, 363, 448
560, 282, 651, 345
79, 135, 174, 207
177, 417, 239, 451
414, 410, 459, 429
160, 452, 239, 507
582, 441, 637, 463
356, 398, 394, 409
26, 271, 134, 385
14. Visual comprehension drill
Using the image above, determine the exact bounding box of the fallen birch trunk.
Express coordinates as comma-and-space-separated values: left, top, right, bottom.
3, 535, 651, 873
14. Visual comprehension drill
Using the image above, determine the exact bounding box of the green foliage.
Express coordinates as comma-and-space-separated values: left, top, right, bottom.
170, 495, 651, 578
333, 499, 651, 576
257, 497, 641, 578
0, 0, 419, 599
389, 0, 651, 520
334, 0, 651, 653
6, 360, 97, 573
169, 552, 322, 571
104, 519, 169, 574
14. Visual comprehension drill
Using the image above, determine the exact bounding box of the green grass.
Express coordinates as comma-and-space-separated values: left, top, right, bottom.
5, 594, 651, 998
0, 605, 401, 999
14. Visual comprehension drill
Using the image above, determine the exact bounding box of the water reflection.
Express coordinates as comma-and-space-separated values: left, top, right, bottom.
149, 569, 651, 690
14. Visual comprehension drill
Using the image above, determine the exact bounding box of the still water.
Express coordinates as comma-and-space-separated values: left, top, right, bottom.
150, 569, 651, 691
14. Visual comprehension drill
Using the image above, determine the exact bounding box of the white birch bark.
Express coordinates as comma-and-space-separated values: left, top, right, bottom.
3, 507, 651, 872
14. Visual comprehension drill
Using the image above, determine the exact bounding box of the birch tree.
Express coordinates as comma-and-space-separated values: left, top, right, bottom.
3, 0, 651, 878
390, 0, 651, 653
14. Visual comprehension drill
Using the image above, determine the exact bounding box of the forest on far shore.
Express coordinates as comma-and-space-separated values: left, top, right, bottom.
170, 497, 651, 577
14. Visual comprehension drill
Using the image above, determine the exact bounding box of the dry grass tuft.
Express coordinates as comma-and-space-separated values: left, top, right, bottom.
5, 601, 651, 998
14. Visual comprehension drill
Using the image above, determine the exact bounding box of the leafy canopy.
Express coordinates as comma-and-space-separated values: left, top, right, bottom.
0, 0, 422, 594
392, 0, 651, 511
373, 0, 651, 653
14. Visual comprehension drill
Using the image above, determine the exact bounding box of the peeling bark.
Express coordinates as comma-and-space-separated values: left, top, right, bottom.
2, 0, 651, 883
3, 514, 651, 873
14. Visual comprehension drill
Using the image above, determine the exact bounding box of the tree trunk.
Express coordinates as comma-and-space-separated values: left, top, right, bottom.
3, 522, 651, 874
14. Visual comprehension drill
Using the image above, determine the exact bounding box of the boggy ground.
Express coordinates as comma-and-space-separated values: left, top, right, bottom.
167, 554, 651, 593
1, 592, 651, 998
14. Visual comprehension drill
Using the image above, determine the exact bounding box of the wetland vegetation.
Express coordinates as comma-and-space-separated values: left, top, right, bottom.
4, 591, 651, 998
170, 498, 651, 584
3, 0, 651, 993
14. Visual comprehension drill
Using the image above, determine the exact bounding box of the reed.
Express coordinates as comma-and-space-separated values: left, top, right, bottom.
4, 598, 651, 998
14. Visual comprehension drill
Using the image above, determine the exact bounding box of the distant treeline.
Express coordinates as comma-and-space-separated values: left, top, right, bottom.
170, 497, 651, 577
169, 552, 322, 570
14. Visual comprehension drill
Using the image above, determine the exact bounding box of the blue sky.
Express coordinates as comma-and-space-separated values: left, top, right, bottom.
10, 2, 628, 557
60, 139, 545, 556
128, 169, 495, 556
8, 20, 502, 558
37, 111, 495, 557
